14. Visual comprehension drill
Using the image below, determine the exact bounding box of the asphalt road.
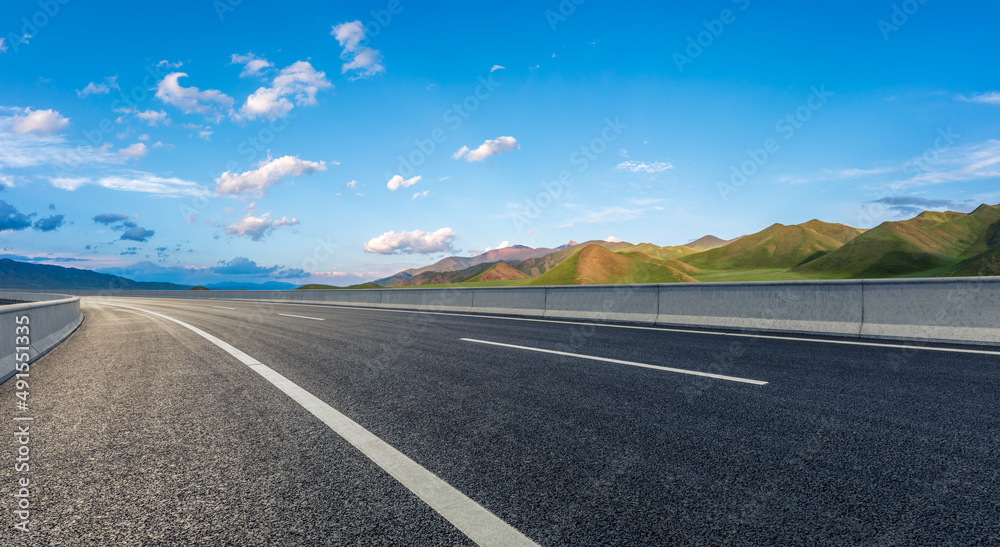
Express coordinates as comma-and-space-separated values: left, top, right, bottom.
2, 296, 1000, 545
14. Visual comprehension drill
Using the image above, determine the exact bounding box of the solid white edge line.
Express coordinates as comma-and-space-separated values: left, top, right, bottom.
277, 313, 325, 321
211, 306, 236, 310
462, 338, 768, 386
95, 302, 537, 547
96, 297, 1000, 356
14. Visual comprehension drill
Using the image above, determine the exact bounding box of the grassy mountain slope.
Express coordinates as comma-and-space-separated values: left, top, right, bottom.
684, 220, 857, 270
467, 262, 529, 282
939, 245, 1000, 276
524, 245, 696, 286
799, 204, 1000, 277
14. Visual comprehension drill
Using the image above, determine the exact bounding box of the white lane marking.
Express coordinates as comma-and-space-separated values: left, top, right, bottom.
212, 306, 236, 310
277, 313, 325, 321
462, 338, 768, 386
97, 297, 1000, 356
281, 304, 1000, 356
96, 302, 537, 547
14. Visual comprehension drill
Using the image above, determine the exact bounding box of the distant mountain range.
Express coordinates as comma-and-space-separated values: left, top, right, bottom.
368, 203, 1000, 287
2, 204, 997, 291
0, 259, 189, 290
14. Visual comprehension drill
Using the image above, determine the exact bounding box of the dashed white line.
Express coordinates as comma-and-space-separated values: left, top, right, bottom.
211, 306, 236, 310
277, 313, 325, 321
461, 338, 769, 386
97, 302, 536, 547
99, 296, 1000, 355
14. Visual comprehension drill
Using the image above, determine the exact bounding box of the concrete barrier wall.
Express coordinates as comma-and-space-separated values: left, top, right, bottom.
0, 292, 83, 383
860, 277, 1000, 344
12, 277, 1000, 345
657, 281, 864, 336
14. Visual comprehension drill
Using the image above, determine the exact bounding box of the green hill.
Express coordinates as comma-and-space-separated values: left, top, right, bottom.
684, 220, 861, 270
466, 262, 529, 282
798, 204, 1000, 277
524, 244, 697, 286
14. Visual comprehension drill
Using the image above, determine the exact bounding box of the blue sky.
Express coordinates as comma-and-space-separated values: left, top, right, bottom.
1, 0, 998, 285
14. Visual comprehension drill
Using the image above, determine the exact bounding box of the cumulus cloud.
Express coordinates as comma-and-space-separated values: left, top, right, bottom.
615, 161, 673, 173
120, 226, 155, 241
225, 212, 299, 241
604, 236, 622, 243
9, 108, 70, 135
77, 76, 119, 98
116, 108, 170, 126
93, 213, 131, 225
156, 60, 183, 69
412, 190, 429, 199
155, 72, 234, 122
33, 214, 65, 232
364, 227, 457, 254
453, 136, 519, 162
346, 180, 358, 189
231, 52, 274, 78
215, 155, 327, 196
239, 61, 332, 120
117, 143, 148, 159
483, 240, 510, 252
210, 256, 306, 277
387, 174, 421, 191
331, 21, 385, 79
0, 200, 34, 231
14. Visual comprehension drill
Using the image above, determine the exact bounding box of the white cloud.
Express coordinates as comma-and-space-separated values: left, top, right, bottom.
239, 61, 332, 120
155, 72, 234, 122
49, 177, 90, 191
117, 108, 170, 126
0, 129, 118, 170
578, 205, 664, 224
77, 76, 119, 98
0, 38, 6, 53
225, 212, 299, 241
557, 222, 574, 228
483, 240, 510, 252
412, 190, 429, 199
490, 65, 505, 72
182, 122, 211, 139
346, 180, 358, 189
231, 52, 274, 78
216, 155, 327, 196
453, 136, 519, 162
331, 21, 385, 79
387, 174, 421, 191
9, 108, 69, 135
777, 166, 896, 185
364, 227, 457, 254
618, 148, 629, 158
956, 92, 1000, 105
891, 139, 1000, 189
615, 161, 673, 174
50, 171, 204, 197
156, 60, 183, 69
117, 143, 148, 159
604, 236, 622, 243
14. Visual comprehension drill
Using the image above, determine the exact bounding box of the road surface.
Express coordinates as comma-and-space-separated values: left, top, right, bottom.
2, 297, 999, 545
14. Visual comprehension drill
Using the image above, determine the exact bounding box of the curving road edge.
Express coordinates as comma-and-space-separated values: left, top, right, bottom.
0, 292, 83, 384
